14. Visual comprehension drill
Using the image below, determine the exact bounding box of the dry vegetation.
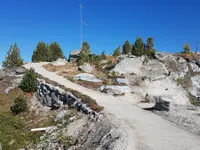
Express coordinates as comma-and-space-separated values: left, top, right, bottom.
44, 62, 79, 78
43, 56, 122, 90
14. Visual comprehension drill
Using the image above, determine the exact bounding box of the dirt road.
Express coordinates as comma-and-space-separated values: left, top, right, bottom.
24, 63, 200, 150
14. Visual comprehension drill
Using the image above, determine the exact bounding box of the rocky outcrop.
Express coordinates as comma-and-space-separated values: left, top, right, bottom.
153, 104, 200, 136
154, 96, 170, 111
67, 114, 128, 150
190, 63, 200, 72
78, 63, 94, 73
50, 58, 68, 66
116, 78, 129, 85
190, 76, 200, 98
36, 79, 92, 114
100, 85, 131, 95
112, 57, 143, 75
74, 73, 102, 83
68, 50, 81, 62
34, 113, 127, 150
15, 67, 26, 75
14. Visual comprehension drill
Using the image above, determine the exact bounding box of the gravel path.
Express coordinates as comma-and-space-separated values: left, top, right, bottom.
24, 63, 200, 150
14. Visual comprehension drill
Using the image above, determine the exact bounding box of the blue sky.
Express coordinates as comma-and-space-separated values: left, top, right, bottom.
0, 0, 200, 62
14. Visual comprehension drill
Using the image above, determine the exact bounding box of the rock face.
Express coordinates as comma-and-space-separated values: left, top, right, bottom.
100, 85, 131, 95
190, 76, 200, 98
113, 54, 192, 105
74, 73, 102, 83
36, 79, 92, 114
190, 63, 200, 72
78, 63, 94, 73
112, 56, 168, 79
35, 114, 127, 150
69, 50, 81, 62
67, 114, 128, 150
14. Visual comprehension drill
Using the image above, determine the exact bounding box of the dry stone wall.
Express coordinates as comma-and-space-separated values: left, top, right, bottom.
36, 79, 93, 115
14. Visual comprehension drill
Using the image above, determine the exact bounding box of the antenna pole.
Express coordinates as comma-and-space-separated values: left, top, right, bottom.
80, 4, 83, 50
196, 40, 198, 54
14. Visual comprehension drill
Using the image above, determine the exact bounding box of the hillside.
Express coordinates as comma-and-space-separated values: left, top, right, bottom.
1, 51, 200, 149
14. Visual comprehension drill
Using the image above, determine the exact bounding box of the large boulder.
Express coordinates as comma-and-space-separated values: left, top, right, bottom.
78, 63, 94, 73
116, 78, 129, 85
100, 85, 131, 95
112, 57, 143, 75
15, 67, 26, 75
154, 96, 170, 111
50, 58, 68, 66
140, 96, 170, 111
74, 73, 102, 83
69, 50, 81, 62
190, 75, 200, 98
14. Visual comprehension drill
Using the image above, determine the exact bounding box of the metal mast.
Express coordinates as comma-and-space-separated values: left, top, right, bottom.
80, 4, 83, 50
196, 40, 199, 54
80, 4, 87, 50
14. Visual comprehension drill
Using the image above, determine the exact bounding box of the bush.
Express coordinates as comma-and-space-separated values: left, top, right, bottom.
19, 68, 37, 92
11, 95, 27, 115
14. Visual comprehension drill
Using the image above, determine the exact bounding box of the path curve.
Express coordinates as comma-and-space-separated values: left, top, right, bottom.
24, 63, 200, 150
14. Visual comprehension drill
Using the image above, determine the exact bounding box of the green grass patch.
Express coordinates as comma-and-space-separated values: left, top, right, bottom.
0, 112, 41, 150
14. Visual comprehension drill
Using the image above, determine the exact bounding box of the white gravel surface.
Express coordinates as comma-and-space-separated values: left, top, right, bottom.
24, 62, 200, 150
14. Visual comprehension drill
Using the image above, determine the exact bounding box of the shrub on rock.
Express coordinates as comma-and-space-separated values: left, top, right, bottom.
19, 68, 37, 92
11, 95, 27, 115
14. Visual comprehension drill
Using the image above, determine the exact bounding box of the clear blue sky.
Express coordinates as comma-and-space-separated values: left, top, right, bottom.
0, 0, 200, 62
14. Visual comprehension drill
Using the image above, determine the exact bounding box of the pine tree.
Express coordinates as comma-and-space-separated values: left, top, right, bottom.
49, 42, 64, 61
145, 37, 156, 58
122, 40, 132, 54
82, 42, 91, 54
132, 37, 145, 56
146, 37, 154, 51
19, 68, 37, 92
100, 51, 107, 60
183, 43, 191, 54
32, 42, 50, 62
113, 46, 121, 57
2, 43, 23, 68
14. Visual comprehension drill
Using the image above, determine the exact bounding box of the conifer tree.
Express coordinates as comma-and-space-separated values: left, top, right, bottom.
3, 43, 23, 68
132, 37, 145, 56
49, 42, 64, 61
113, 46, 121, 57
32, 42, 50, 62
82, 42, 91, 54
122, 40, 132, 54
